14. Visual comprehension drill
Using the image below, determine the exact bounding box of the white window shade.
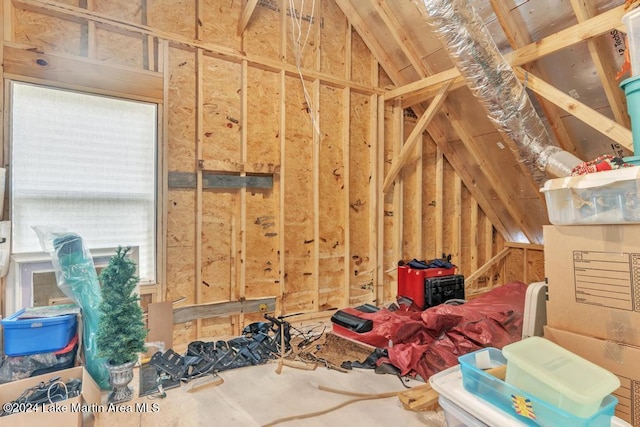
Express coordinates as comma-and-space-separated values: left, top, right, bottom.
10, 82, 157, 282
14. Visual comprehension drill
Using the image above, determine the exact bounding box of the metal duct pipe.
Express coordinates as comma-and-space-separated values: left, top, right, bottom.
416, 0, 582, 182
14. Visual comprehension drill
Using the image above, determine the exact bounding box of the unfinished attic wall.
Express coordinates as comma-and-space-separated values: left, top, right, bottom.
381, 104, 541, 300
0, 0, 542, 347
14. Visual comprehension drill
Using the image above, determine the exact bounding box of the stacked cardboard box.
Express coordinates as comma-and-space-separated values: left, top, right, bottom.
544, 225, 640, 426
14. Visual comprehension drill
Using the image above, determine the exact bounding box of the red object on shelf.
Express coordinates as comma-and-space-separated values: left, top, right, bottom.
397, 265, 457, 309
54, 334, 78, 355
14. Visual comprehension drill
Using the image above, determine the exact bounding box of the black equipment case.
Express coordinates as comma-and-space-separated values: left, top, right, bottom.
425, 274, 465, 308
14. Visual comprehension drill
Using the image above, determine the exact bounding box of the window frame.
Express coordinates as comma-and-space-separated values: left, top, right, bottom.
4, 74, 165, 300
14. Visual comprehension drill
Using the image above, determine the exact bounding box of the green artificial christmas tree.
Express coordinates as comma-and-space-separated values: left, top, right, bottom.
96, 246, 147, 366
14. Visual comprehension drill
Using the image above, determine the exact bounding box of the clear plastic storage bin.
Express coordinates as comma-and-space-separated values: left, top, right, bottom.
540, 167, 640, 225
502, 337, 620, 418
458, 347, 618, 427
439, 395, 488, 427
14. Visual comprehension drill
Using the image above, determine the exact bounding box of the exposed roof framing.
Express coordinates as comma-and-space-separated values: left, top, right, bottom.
335, 0, 530, 242
514, 67, 633, 151
386, 4, 628, 105
570, 0, 630, 129
337, 0, 634, 244
489, 0, 578, 155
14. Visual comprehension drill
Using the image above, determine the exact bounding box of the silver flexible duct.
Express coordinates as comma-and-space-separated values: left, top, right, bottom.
416, 0, 582, 182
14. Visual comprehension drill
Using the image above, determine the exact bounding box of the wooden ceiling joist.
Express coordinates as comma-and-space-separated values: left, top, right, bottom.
382, 80, 452, 193
237, 0, 259, 36
569, 0, 630, 129
514, 67, 634, 152
489, 0, 577, 155
388, 4, 628, 103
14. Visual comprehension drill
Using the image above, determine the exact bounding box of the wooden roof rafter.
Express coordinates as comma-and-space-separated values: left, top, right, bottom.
386, 4, 628, 103
334, 0, 526, 243
569, 0, 630, 129
489, 0, 578, 155
372, 0, 542, 242
237, 0, 259, 36
514, 67, 634, 151
382, 81, 452, 193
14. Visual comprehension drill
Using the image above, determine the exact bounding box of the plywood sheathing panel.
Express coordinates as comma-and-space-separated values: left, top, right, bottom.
201, 192, 236, 303
168, 190, 196, 247
441, 162, 455, 260
200, 316, 234, 340
350, 29, 370, 86
243, 0, 280, 60
382, 104, 397, 304
245, 189, 280, 299
460, 184, 473, 278
401, 112, 420, 259
348, 92, 373, 305
318, 257, 344, 311
320, 0, 347, 77
146, 0, 196, 39
504, 247, 545, 285
283, 75, 314, 313
318, 84, 346, 308
168, 46, 196, 171
446, 89, 497, 138
421, 132, 438, 260
167, 185, 196, 346
285, 0, 317, 69
94, 0, 143, 24
199, 0, 241, 48
505, 249, 524, 284
202, 55, 241, 163
14, 9, 85, 56
247, 67, 280, 165
378, 65, 393, 90
319, 85, 345, 255
95, 27, 145, 69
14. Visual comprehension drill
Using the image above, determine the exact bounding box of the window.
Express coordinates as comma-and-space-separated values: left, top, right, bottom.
10, 82, 157, 284
5, 247, 140, 315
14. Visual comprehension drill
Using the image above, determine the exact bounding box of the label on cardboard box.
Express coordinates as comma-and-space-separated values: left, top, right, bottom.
544, 225, 640, 346
544, 326, 640, 426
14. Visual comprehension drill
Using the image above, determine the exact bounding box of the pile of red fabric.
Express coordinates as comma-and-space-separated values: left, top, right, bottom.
333, 281, 527, 380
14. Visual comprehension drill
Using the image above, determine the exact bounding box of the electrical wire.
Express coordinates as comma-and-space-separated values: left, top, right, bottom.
288, 0, 321, 139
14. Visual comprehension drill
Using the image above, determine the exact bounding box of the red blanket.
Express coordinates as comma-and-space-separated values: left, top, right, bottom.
333, 281, 527, 380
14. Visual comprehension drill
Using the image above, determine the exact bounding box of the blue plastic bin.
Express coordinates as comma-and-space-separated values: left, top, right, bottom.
458, 348, 617, 427
1, 309, 78, 356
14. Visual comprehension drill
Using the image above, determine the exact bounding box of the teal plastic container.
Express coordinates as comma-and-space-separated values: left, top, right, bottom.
458, 348, 617, 427
620, 75, 640, 165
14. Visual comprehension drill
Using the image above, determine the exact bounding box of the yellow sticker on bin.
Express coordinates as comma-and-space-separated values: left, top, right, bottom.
512, 394, 536, 420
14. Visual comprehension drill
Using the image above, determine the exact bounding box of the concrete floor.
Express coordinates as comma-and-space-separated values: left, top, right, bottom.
89, 362, 446, 427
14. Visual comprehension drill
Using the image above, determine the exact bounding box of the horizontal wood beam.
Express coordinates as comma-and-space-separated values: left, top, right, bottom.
504, 241, 544, 251
14, 0, 381, 96
4, 44, 163, 102
173, 297, 276, 324
514, 67, 633, 151
168, 171, 273, 189
383, 81, 452, 193
387, 4, 627, 103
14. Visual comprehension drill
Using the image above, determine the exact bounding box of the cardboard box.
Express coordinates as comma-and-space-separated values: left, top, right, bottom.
544, 326, 640, 426
544, 225, 640, 347
0, 366, 101, 427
